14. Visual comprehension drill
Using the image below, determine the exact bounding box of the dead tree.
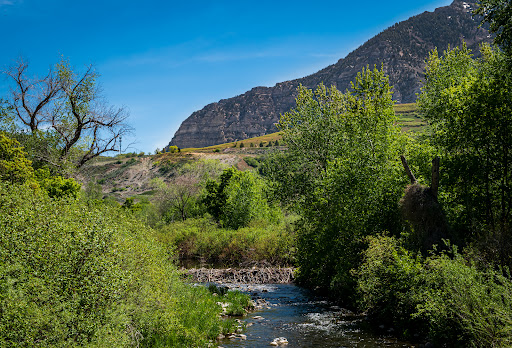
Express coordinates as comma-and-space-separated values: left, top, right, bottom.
400, 156, 448, 253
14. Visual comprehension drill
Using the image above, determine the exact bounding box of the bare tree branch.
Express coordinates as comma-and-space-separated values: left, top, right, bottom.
3, 57, 133, 172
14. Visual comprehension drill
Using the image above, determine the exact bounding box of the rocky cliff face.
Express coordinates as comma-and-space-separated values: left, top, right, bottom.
169, 0, 490, 149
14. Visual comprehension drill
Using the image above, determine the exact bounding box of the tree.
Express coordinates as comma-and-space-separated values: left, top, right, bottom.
167, 145, 179, 153
222, 170, 275, 229
164, 176, 200, 221
0, 99, 16, 132
203, 167, 238, 221
265, 66, 408, 297
417, 43, 512, 267
475, 0, 512, 55
4, 58, 132, 172
202, 167, 276, 228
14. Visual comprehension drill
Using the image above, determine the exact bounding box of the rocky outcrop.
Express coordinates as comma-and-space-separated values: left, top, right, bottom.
169, 0, 490, 149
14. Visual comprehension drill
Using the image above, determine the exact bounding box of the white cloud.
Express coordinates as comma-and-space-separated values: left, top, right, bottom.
0, 0, 21, 7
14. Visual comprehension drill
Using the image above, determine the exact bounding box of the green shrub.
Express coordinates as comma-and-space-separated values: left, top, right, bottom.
0, 133, 38, 187
203, 167, 281, 229
355, 235, 512, 346
155, 216, 295, 266
35, 167, 82, 199
0, 183, 239, 347
417, 251, 512, 347
354, 235, 426, 334
244, 156, 259, 168
222, 170, 279, 229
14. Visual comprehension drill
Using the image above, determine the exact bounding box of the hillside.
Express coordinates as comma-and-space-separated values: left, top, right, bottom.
83, 104, 425, 200
168, 0, 489, 149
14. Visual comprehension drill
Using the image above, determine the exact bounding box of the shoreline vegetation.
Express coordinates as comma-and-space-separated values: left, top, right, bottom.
0, 180, 253, 347
2, 4, 512, 345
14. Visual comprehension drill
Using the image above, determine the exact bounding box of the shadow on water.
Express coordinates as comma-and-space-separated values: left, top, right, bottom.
219, 283, 416, 348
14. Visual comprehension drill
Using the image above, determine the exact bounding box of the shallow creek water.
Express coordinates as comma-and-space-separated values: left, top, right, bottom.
218, 283, 416, 348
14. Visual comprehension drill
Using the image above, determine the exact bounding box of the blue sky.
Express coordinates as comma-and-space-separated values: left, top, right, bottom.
0, 0, 452, 153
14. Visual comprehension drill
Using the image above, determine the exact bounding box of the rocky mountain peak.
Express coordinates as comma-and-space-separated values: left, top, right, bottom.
168, 1, 490, 149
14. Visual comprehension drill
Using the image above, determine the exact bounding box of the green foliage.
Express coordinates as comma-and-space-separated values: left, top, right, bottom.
222, 290, 253, 316
475, 0, 512, 56
203, 167, 238, 222
356, 235, 512, 347
84, 180, 103, 201
155, 216, 295, 265
35, 167, 81, 199
0, 99, 16, 133
354, 235, 426, 334
0, 183, 239, 347
150, 159, 227, 224
244, 156, 259, 168
206, 285, 253, 316
203, 167, 280, 229
418, 44, 512, 267
222, 170, 279, 229
0, 133, 37, 187
267, 66, 408, 298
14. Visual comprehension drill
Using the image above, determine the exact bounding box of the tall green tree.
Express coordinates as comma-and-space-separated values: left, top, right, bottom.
417, 43, 512, 267
266, 66, 408, 298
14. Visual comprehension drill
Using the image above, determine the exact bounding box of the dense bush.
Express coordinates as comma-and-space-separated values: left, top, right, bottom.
243, 156, 259, 168
35, 167, 82, 199
155, 216, 295, 266
356, 235, 512, 347
0, 183, 241, 347
0, 133, 38, 187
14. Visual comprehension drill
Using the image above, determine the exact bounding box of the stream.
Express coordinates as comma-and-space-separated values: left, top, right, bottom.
217, 283, 416, 348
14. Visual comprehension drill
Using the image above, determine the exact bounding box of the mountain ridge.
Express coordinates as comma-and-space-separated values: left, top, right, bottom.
169, 0, 490, 149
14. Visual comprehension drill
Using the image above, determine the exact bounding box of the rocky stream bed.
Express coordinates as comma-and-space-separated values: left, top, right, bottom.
184, 267, 419, 347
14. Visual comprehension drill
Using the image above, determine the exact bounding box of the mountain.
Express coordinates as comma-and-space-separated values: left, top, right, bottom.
168, 0, 490, 149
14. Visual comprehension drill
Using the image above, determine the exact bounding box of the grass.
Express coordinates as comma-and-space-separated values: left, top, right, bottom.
155, 216, 296, 266
182, 132, 284, 153
395, 103, 428, 134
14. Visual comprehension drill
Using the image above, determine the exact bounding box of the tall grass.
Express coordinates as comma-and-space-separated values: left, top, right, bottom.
155, 216, 296, 266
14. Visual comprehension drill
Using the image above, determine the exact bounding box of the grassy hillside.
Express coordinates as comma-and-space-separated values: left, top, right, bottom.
395, 103, 427, 133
